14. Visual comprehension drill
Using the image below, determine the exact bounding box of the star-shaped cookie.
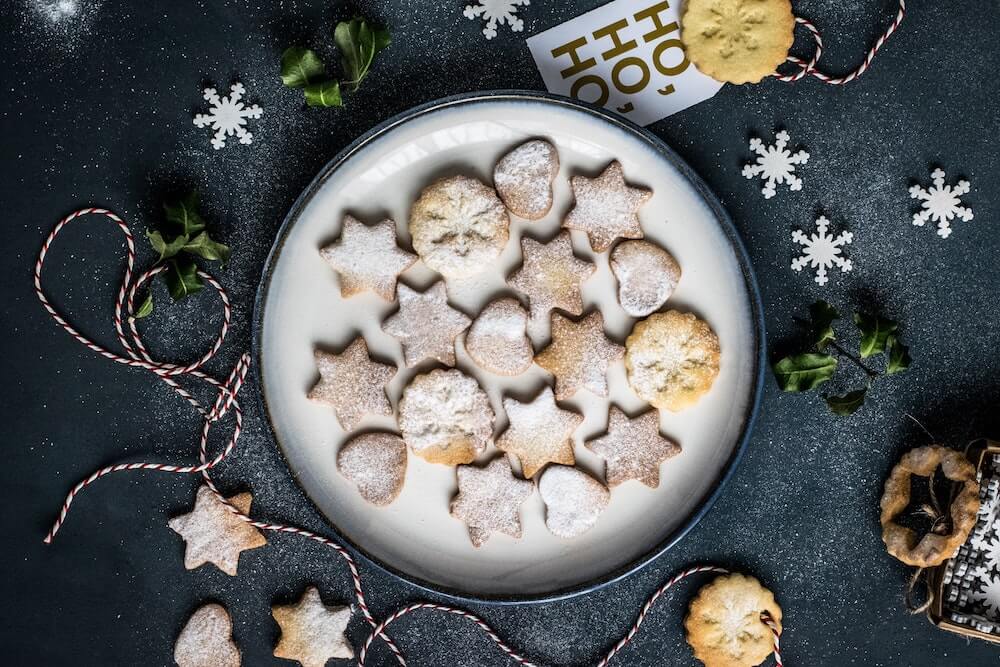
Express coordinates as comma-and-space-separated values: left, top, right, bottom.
168, 485, 267, 576
507, 231, 595, 327
272, 586, 354, 667
450, 457, 534, 547
320, 215, 417, 300
383, 281, 471, 367
496, 386, 583, 478
586, 406, 680, 488
535, 310, 624, 399
563, 161, 650, 252
308, 337, 395, 430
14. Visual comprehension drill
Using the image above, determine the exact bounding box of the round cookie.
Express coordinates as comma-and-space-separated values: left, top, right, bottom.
398, 368, 494, 466
681, 0, 795, 85
409, 175, 510, 279
685, 573, 782, 667
465, 297, 533, 376
493, 139, 559, 220
624, 310, 720, 412
610, 240, 681, 317
337, 432, 408, 506
538, 465, 610, 538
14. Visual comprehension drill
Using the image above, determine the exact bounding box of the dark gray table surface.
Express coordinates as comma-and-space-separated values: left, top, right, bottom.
3, 1, 999, 665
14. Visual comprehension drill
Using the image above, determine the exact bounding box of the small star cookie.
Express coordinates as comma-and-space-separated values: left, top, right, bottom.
508, 231, 595, 327
684, 573, 782, 667
320, 216, 416, 300
272, 586, 354, 667
383, 281, 471, 367
538, 465, 610, 538
308, 337, 395, 430
337, 432, 407, 506
450, 457, 534, 547
496, 385, 582, 478
174, 603, 241, 667
585, 406, 680, 488
168, 485, 267, 576
534, 310, 624, 399
563, 161, 650, 252
465, 297, 533, 376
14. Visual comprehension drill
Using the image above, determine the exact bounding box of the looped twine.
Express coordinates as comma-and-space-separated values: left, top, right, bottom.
774, 0, 907, 85
905, 567, 934, 615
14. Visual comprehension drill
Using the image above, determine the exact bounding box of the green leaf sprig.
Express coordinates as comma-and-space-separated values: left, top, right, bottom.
280, 17, 391, 108
135, 192, 231, 318
772, 300, 911, 416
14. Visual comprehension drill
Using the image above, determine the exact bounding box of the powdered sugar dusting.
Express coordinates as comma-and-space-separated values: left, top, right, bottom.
535, 310, 624, 399
508, 231, 595, 328
383, 281, 470, 367
494, 139, 559, 220
173, 604, 240, 667
465, 297, 533, 375
398, 368, 494, 463
450, 457, 534, 547
319, 216, 416, 300
538, 465, 610, 538
496, 385, 583, 478
22, 0, 102, 53
307, 339, 395, 431
336, 432, 407, 506
585, 406, 680, 487
563, 160, 650, 252
610, 239, 681, 317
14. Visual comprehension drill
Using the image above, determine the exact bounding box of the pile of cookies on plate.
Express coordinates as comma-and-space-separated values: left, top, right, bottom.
310, 138, 721, 547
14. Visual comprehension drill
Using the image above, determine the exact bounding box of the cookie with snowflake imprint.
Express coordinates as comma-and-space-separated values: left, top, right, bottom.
494, 139, 559, 220
684, 573, 782, 667
319, 216, 417, 300
508, 231, 595, 327
610, 240, 682, 317
496, 385, 582, 478
409, 175, 510, 279
307, 337, 395, 430
585, 406, 680, 488
450, 457, 534, 547
681, 0, 795, 85
534, 310, 624, 400
563, 161, 650, 252
465, 297, 534, 376
175, 603, 241, 667
399, 368, 494, 466
383, 281, 471, 367
625, 311, 721, 412
538, 465, 610, 539
337, 432, 407, 506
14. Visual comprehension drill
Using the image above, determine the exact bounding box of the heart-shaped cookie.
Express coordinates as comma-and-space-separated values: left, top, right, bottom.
494, 139, 559, 220
465, 297, 533, 376
610, 240, 681, 317
337, 432, 407, 506
538, 465, 610, 538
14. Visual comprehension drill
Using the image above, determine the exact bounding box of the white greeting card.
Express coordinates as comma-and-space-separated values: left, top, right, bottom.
527, 0, 724, 126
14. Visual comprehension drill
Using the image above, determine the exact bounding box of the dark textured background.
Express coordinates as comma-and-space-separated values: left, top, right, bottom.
3, 0, 999, 665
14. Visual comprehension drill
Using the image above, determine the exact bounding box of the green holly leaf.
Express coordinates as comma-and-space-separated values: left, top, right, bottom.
304, 80, 343, 107
825, 388, 867, 416
164, 258, 204, 301
335, 17, 390, 93
854, 311, 898, 358
773, 353, 838, 392
132, 291, 154, 319
146, 229, 188, 262
183, 231, 231, 264
809, 300, 839, 350
163, 192, 206, 236
280, 46, 327, 88
886, 336, 912, 375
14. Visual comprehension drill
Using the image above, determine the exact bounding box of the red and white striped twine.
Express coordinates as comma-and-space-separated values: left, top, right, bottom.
776, 0, 906, 85
36, 209, 784, 666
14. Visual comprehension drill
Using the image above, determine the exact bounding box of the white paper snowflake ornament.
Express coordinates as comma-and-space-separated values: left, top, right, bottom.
193, 82, 263, 150
742, 130, 810, 198
791, 215, 853, 286
464, 0, 529, 39
909, 167, 973, 239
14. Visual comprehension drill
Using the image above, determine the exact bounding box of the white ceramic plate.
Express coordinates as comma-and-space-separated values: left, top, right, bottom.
254, 92, 764, 602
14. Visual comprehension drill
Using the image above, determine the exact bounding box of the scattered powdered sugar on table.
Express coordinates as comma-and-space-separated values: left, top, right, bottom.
22, 0, 103, 52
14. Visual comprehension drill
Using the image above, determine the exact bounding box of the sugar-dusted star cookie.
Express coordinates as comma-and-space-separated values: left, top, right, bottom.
319, 216, 416, 300
534, 310, 624, 400
174, 603, 241, 667
307, 337, 395, 430
585, 406, 681, 488
563, 161, 650, 252
168, 485, 267, 576
272, 586, 354, 667
450, 457, 534, 547
383, 281, 471, 367
507, 231, 595, 327
496, 385, 582, 478
538, 465, 610, 539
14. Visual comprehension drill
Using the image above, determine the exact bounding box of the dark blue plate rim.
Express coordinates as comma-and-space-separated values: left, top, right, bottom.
250, 90, 766, 606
